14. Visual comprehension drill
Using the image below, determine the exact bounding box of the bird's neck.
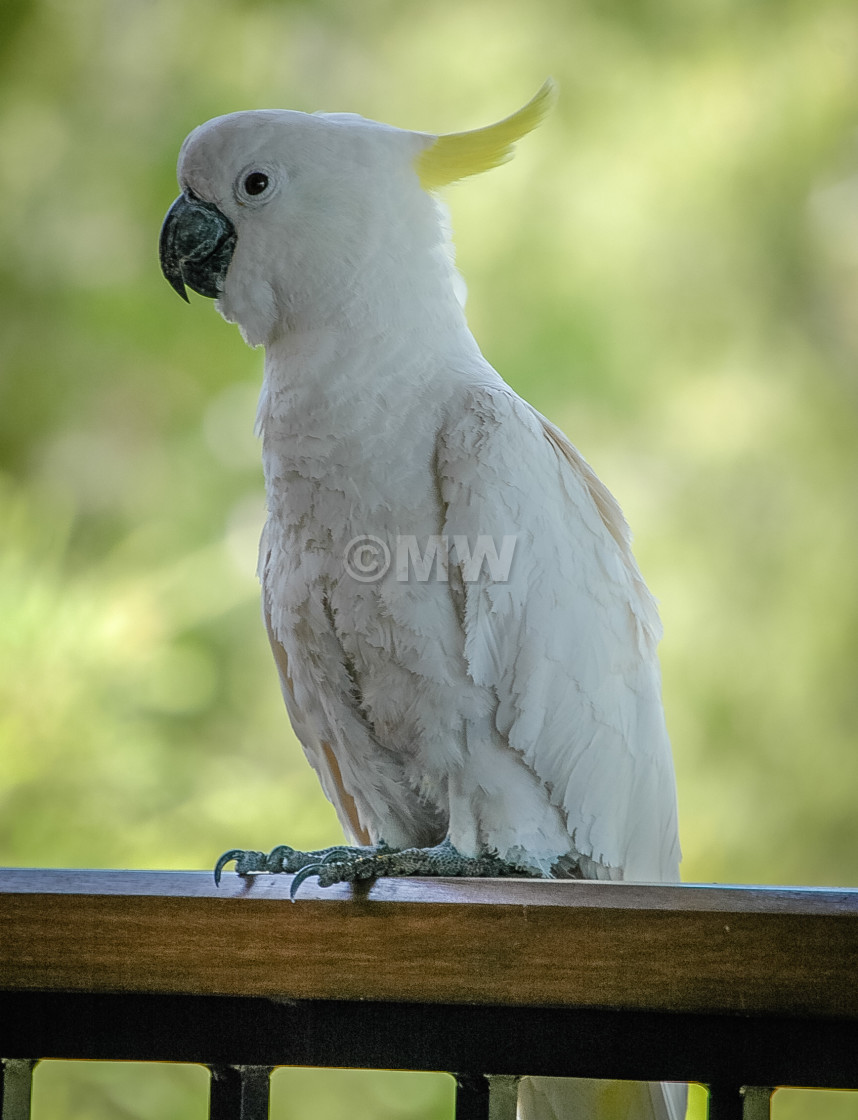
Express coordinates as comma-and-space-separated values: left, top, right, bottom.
256, 314, 484, 495
261, 307, 476, 425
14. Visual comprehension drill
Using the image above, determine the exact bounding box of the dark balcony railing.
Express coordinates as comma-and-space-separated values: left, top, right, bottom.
1, 868, 856, 1119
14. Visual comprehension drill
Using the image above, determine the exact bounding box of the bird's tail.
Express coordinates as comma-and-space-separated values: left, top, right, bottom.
516, 1076, 687, 1120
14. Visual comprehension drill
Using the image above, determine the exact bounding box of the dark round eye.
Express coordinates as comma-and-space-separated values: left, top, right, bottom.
243, 171, 269, 196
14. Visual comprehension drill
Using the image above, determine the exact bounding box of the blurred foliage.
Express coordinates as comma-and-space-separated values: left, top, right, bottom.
2, 0, 858, 1117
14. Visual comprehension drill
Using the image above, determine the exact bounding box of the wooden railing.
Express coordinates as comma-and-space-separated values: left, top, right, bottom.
1, 868, 856, 1119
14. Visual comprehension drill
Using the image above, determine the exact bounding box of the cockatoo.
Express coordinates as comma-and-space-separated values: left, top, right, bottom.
160, 82, 685, 1120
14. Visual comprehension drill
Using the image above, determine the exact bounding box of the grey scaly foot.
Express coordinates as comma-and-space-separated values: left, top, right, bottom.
213, 842, 394, 887
289, 837, 535, 898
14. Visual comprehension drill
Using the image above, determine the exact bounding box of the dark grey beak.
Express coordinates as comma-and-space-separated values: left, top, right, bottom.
159, 193, 237, 301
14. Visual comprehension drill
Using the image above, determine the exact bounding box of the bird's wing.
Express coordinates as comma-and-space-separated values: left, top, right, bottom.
263, 595, 371, 845
260, 544, 445, 850
436, 380, 681, 881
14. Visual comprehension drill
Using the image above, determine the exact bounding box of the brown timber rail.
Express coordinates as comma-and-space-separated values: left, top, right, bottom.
0, 869, 856, 1119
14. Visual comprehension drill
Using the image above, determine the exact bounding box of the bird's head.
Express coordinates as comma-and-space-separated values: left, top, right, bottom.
160, 82, 555, 347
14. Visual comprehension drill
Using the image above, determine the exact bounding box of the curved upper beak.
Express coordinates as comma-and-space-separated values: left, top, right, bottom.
159, 193, 237, 302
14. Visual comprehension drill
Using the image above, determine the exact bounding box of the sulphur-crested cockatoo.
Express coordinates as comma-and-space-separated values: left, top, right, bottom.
160, 82, 684, 1120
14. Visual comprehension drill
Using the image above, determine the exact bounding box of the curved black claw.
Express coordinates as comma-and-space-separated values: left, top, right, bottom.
289, 862, 327, 900
288, 846, 383, 899
214, 848, 266, 886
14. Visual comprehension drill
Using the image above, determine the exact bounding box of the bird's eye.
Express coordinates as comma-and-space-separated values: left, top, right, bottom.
243, 171, 269, 196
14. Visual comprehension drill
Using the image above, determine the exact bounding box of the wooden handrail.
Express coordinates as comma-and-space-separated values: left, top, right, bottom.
1, 868, 856, 1020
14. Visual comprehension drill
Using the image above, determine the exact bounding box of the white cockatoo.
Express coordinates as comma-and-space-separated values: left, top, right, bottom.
160, 82, 684, 1120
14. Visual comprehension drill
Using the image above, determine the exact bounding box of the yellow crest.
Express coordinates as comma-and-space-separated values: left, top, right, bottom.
416, 79, 556, 192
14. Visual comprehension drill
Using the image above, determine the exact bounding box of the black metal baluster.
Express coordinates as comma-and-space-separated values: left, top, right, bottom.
707, 1082, 744, 1120
208, 1065, 272, 1120
0, 1060, 37, 1120
453, 1073, 520, 1120
454, 1074, 489, 1120
487, 1075, 520, 1120
742, 1086, 774, 1119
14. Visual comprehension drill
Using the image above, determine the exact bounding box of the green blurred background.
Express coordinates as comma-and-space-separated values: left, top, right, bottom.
2, 0, 857, 1116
